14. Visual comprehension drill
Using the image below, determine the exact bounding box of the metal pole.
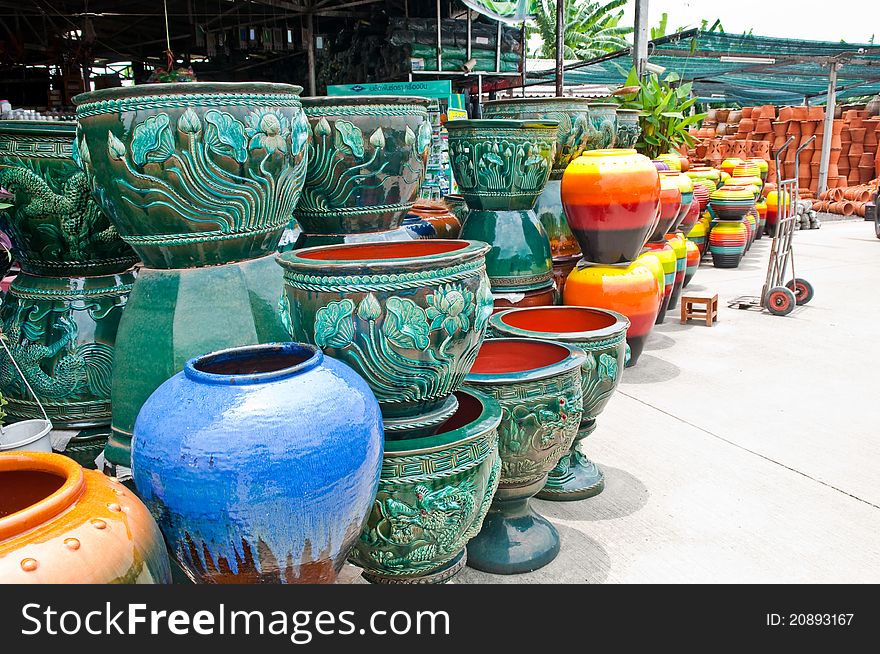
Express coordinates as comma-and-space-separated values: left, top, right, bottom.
437, 0, 442, 73
306, 12, 316, 96
817, 62, 839, 196
520, 21, 527, 96
633, 0, 649, 77
495, 19, 501, 73
555, 0, 564, 96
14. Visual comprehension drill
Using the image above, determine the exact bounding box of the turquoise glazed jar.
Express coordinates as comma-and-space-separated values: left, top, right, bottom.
73, 83, 306, 470
482, 98, 592, 266
277, 240, 493, 439
131, 342, 383, 583
488, 307, 628, 501
293, 96, 432, 247
447, 119, 557, 297
464, 338, 584, 574
0, 120, 138, 428
586, 103, 619, 149
349, 389, 501, 584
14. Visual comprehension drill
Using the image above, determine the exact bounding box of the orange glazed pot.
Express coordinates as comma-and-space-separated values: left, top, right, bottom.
561, 149, 660, 265
564, 260, 662, 367
0, 452, 171, 583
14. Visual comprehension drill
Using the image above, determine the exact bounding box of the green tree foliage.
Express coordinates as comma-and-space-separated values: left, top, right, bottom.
530, 0, 632, 59
614, 66, 706, 159
651, 13, 725, 40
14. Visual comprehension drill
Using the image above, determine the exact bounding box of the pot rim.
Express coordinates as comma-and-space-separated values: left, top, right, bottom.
482, 96, 591, 107
444, 119, 559, 131
489, 306, 630, 343
277, 239, 489, 274
301, 95, 431, 107
0, 451, 85, 542
73, 81, 303, 107
384, 389, 502, 455
0, 120, 76, 137
586, 102, 619, 109
465, 337, 587, 385
184, 342, 323, 386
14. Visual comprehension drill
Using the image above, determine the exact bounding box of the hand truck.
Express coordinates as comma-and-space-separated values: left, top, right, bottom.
729, 135, 815, 316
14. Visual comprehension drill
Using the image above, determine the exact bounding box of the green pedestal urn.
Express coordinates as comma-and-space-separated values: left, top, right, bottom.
277, 240, 494, 439
615, 108, 642, 148
0, 121, 138, 429
487, 306, 629, 501
73, 82, 308, 470
293, 96, 432, 247
348, 389, 501, 583
463, 338, 584, 574
586, 103, 619, 150
482, 98, 592, 265
447, 119, 557, 299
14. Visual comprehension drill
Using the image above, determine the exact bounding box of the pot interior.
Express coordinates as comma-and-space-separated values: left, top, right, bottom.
0, 470, 65, 519
194, 347, 312, 376
470, 340, 570, 375
298, 240, 468, 262
501, 307, 616, 334
436, 391, 482, 434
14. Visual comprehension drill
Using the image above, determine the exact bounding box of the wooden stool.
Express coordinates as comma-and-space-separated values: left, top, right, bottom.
681, 294, 718, 326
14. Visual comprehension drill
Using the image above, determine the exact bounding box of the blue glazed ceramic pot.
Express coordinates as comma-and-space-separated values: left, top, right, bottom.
131, 342, 383, 584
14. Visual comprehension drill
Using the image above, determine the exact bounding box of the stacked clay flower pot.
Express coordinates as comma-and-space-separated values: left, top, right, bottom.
292, 96, 433, 247
560, 149, 662, 366
0, 121, 139, 453
447, 119, 558, 308
277, 240, 502, 583
482, 98, 591, 288
464, 338, 585, 574
0, 451, 170, 583
487, 307, 628, 502
132, 343, 384, 584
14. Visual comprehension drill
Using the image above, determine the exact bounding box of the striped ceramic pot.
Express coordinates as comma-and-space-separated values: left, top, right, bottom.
665, 232, 687, 310
564, 260, 662, 368
643, 241, 676, 324
684, 238, 701, 288
561, 149, 660, 264
686, 220, 708, 256
709, 220, 748, 268
648, 172, 683, 242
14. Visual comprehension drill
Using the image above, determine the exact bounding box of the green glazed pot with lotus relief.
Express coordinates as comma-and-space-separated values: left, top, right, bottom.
349, 389, 501, 584
0, 121, 138, 276
487, 306, 629, 501
586, 103, 618, 150
73, 82, 309, 269
446, 119, 557, 211
293, 96, 432, 240
463, 338, 584, 574
615, 109, 642, 149
277, 240, 493, 439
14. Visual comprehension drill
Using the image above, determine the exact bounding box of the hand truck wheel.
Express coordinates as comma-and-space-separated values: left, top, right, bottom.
785, 277, 814, 305
766, 286, 796, 316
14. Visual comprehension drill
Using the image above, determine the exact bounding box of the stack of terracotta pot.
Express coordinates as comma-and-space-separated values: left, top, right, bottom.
814, 181, 879, 217
839, 109, 880, 187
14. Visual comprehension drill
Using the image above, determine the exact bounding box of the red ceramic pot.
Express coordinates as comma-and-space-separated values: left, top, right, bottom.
493, 285, 558, 312
564, 260, 662, 367
561, 149, 661, 264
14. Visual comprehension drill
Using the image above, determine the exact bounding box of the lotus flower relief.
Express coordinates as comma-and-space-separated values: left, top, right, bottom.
426, 283, 475, 337
314, 299, 356, 348
383, 297, 430, 350
245, 109, 292, 155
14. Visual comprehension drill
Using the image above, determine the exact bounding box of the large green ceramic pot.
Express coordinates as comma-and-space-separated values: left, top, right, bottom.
487, 306, 628, 501
277, 240, 493, 439
293, 96, 432, 246
349, 389, 501, 584
0, 121, 138, 429
73, 82, 308, 269
586, 103, 618, 150
615, 109, 642, 148
0, 271, 135, 427
482, 98, 592, 265
104, 253, 290, 469
463, 338, 584, 574
447, 119, 557, 297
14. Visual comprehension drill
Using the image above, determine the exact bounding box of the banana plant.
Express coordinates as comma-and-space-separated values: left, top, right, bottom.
613, 66, 706, 160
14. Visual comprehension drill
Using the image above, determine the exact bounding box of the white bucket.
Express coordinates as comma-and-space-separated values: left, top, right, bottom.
0, 419, 53, 452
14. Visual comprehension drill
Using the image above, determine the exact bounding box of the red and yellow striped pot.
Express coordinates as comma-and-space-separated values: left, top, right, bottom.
684, 238, 701, 287
708, 220, 747, 268
642, 240, 676, 324
664, 232, 687, 309
561, 149, 661, 264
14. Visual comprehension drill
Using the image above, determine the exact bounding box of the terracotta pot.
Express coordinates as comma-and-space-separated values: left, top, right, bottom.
728, 110, 742, 123
850, 128, 867, 144
492, 286, 557, 311
464, 339, 585, 574
859, 166, 875, 183
278, 240, 493, 438
715, 109, 730, 122
786, 121, 801, 137
792, 107, 809, 120
0, 451, 171, 583
406, 202, 462, 239
561, 149, 660, 264
741, 107, 753, 119
487, 306, 628, 501
808, 107, 824, 121
800, 121, 817, 138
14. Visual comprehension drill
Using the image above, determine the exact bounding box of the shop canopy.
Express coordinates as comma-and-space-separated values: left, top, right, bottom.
528, 29, 880, 105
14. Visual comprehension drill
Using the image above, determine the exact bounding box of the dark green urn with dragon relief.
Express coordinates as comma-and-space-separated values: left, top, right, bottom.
0, 120, 138, 428
447, 119, 557, 297
615, 109, 642, 149
349, 389, 501, 584
487, 306, 629, 501
586, 103, 618, 150
463, 338, 585, 574
277, 240, 494, 439
73, 82, 308, 469
292, 96, 432, 247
